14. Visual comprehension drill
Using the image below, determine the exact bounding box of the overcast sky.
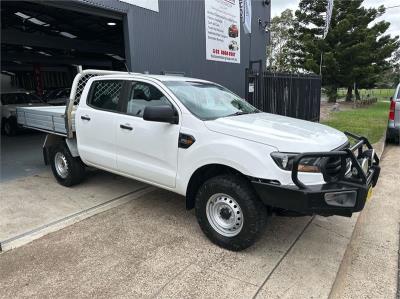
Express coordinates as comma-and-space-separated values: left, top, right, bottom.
271, 0, 400, 38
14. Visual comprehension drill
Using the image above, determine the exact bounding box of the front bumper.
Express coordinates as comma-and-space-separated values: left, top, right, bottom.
252, 132, 381, 217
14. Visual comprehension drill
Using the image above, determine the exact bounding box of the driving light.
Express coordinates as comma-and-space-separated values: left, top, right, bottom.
270, 152, 321, 173
324, 191, 357, 207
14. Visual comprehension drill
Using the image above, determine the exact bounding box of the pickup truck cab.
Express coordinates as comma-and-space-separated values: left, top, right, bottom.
17, 70, 380, 251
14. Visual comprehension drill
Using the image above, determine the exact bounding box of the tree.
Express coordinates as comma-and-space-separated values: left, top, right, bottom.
266, 9, 297, 72
390, 48, 400, 87
293, 0, 399, 102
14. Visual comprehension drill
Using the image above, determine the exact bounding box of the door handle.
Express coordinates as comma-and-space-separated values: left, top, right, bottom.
81, 115, 91, 121
120, 124, 133, 131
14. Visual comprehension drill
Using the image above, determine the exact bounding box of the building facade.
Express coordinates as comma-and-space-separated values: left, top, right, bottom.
77, 0, 270, 96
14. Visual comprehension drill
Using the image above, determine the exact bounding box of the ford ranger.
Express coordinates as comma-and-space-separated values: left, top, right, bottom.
17, 70, 381, 251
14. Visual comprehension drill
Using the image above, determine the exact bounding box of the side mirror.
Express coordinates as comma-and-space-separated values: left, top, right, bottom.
143, 105, 178, 124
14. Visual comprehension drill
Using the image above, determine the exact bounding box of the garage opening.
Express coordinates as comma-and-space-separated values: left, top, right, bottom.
1, 1, 126, 181
1, 0, 125, 97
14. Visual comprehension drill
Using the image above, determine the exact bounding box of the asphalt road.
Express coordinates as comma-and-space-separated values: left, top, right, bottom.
1, 132, 47, 182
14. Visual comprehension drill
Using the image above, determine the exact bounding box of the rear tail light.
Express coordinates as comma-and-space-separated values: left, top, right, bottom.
389, 99, 395, 121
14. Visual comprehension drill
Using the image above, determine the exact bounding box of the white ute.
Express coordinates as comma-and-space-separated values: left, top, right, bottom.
17, 70, 381, 251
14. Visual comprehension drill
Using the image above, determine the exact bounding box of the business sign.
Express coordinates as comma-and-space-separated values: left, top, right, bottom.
118, 0, 159, 12
205, 0, 241, 64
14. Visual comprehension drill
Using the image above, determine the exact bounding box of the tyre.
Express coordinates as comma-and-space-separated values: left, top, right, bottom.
3, 118, 18, 136
49, 143, 86, 187
0, 118, 5, 135
386, 131, 400, 145
195, 174, 267, 251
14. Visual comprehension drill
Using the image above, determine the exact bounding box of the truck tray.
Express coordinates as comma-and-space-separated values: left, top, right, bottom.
17, 106, 75, 136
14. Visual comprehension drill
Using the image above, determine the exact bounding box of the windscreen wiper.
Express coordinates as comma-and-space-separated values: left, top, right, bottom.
225, 111, 258, 117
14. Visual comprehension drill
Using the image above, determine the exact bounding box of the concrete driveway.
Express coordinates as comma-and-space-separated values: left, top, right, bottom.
0, 184, 356, 298
1, 141, 396, 298
1, 133, 47, 182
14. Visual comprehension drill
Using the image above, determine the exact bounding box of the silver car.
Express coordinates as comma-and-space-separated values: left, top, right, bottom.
386, 83, 400, 144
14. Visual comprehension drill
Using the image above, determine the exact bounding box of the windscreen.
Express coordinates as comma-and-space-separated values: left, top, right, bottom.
164, 81, 258, 120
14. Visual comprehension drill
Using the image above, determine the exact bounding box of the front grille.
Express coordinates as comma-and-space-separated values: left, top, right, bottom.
324, 156, 342, 177
322, 141, 350, 181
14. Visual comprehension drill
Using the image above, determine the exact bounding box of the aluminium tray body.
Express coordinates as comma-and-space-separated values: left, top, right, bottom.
17, 106, 75, 136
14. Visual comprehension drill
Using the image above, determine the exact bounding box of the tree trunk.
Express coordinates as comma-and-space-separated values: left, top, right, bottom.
355, 88, 360, 101
345, 86, 353, 101
326, 86, 338, 103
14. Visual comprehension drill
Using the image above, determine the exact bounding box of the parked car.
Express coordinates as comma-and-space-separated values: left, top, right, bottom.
228, 24, 238, 38
386, 83, 400, 144
1, 91, 45, 136
43, 88, 71, 106
17, 70, 381, 251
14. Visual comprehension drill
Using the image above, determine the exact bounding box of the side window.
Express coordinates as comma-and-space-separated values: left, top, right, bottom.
126, 82, 171, 117
89, 80, 123, 112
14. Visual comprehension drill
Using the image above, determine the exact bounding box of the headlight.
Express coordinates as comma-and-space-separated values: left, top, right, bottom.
270, 152, 321, 173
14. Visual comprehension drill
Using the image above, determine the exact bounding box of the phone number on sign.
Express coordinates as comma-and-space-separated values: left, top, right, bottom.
212, 49, 236, 57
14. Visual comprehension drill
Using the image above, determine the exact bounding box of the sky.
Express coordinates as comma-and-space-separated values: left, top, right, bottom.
271, 0, 400, 38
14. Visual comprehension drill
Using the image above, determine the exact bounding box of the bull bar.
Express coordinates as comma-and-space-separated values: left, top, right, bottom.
252, 132, 381, 217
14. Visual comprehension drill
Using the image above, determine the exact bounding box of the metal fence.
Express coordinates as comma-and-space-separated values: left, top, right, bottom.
245, 68, 321, 122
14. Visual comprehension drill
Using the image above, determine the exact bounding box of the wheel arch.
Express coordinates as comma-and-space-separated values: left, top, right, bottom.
43, 134, 79, 164
185, 163, 251, 210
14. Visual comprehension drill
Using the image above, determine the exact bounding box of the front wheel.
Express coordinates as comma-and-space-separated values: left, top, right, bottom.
49, 143, 86, 187
195, 175, 267, 251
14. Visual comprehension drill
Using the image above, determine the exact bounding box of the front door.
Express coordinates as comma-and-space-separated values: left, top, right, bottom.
116, 80, 180, 188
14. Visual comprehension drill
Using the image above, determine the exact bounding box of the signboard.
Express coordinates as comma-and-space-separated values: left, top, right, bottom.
205, 0, 241, 64
118, 0, 159, 12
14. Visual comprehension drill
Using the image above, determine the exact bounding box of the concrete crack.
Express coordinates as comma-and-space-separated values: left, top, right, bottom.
252, 216, 315, 298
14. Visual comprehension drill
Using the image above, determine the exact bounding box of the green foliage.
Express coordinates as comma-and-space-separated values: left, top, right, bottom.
292, 0, 399, 102
322, 101, 389, 143
337, 88, 395, 100
266, 9, 297, 72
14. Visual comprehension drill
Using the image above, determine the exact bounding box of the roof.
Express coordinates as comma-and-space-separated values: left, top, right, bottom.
93, 73, 212, 84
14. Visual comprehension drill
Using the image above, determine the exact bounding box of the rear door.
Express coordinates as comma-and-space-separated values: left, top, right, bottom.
75, 80, 124, 170
115, 80, 181, 188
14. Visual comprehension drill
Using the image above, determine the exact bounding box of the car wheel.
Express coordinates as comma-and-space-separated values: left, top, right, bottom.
195, 174, 267, 251
0, 118, 5, 135
50, 143, 86, 187
3, 118, 18, 136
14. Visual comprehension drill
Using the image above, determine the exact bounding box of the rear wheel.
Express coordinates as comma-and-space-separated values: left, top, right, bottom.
386, 131, 400, 145
195, 174, 267, 251
50, 143, 85, 187
3, 118, 18, 136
